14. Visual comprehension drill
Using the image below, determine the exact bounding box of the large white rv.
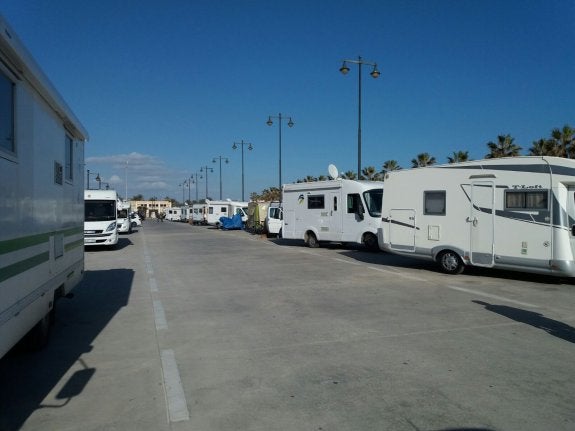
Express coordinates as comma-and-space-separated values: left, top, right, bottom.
0, 15, 88, 358
84, 189, 118, 247
379, 156, 575, 277
191, 203, 207, 225
206, 199, 249, 226
165, 207, 182, 221
282, 179, 384, 250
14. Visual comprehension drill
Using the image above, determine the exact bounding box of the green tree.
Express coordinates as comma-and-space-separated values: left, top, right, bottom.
131, 194, 144, 201
340, 170, 357, 180
447, 150, 469, 163
411, 153, 436, 168
382, 160, 401, 173
528, 138, 561, 156
551, 125, 575, 157
485, 134, 521, 158
361, 166, 378, 180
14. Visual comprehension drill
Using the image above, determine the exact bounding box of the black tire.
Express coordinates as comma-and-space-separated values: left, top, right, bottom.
307, 232, 319, 248
363, 233, 379, 251
438, 250, 464, 275
278, 228, 282, 239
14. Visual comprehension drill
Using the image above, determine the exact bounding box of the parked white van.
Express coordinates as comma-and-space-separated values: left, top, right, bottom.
282, 178, 384, 250
206, 199, 249, 226
265, 201, 283, 237
84, 190, 118, 247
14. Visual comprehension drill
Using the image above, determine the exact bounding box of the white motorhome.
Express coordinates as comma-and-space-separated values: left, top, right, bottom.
165, 207, 182, 221
206, 199, 249, 226
265, 201, 283, 237
180, 205, 190, 223
116, 199, 132, 233
0, 15, 88, 358
84, 189, 118, 247
282, 178, 384, 250
380, 156, 575, 277
191, 203, 207, 225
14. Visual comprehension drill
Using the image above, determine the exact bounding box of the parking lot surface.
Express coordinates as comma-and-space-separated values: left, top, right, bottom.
1, 220, 575, 431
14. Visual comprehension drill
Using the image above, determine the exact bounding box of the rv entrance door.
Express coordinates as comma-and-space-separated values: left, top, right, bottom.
470, 181, 495, 267
327, 191, 342, 240
389, 209, 416, 252
567, 187, 575, 258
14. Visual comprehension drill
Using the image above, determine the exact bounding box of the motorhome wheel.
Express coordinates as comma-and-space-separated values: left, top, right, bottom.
438, 250, 464, 275
307, 232, 319, 248
363, 233, 379, 251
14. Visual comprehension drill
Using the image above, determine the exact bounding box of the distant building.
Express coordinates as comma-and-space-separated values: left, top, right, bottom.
130, 200, 172, 218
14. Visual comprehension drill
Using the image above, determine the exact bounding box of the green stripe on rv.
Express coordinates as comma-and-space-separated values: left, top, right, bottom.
0, 252, 50, 283
0, 227, 83, 255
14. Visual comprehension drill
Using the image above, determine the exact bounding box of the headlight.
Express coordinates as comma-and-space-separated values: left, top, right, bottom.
106, 222, 117, 232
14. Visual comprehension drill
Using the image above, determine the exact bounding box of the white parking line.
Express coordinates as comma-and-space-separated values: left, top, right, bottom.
333, 258, 362, 266
160, 349, 190, 423
446, 285, 540, 308
149, 277, 158, 292
153, 300, 168, 330
368, 266, 427, 282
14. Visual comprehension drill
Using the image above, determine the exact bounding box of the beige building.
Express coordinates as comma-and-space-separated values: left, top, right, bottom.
130, 200, 172, 218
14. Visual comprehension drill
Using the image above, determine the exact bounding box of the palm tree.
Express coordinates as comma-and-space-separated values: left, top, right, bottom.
411, 153, 436, 168
485, 134, 522, 158
361, 166, 377, 180
551, 125, 575, 157
528, 138, 562, 156
318, 175, 327, 181
341, 170, 357, 180
304, 175, 317, 182
382, 160, 401, 174
447, 150, 469, 164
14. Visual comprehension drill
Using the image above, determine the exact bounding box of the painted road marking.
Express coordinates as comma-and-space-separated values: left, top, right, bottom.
160, 349, 190, 422
368, 265, 428, 282
446, 285, 539, 308
149, 277, 158, 292
153, 300, 168, 330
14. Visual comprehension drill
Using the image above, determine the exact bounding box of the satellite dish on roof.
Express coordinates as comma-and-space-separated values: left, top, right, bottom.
328, 164, 339, 180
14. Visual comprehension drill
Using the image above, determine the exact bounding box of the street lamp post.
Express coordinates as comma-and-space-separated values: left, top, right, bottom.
212, 156, 229, 200
200, 166, 213, 200
192, 172, 202, 202
339, 56, 380, 178
86, 169, 101, 190
266, 113, 294, 195
232, 140, 253, 201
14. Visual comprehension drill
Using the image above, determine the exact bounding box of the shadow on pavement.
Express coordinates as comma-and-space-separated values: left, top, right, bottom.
0, 268, 134, 431
473, 300, 575, 344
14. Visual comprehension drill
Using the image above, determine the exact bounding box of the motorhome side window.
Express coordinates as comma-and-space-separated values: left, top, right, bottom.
0, 70, 15, 154
424, 191, 446, 215
65, 135, 73, 181
347, 194, 364, 213
505, 190, 548, 210
307, 195, 325, 209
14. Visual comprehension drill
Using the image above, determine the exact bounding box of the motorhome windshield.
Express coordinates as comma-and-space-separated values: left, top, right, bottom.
363, 189, 383, 217
85, 200, 116, 222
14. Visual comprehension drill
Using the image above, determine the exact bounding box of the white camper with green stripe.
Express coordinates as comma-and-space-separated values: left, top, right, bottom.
0, 15, 88, 358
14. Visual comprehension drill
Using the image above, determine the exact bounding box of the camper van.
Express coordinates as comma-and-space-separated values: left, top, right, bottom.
192, 203, 207, 225
180, 205, 190, 223
282, 179, 384, 250
165, 207, 182, 221
84, 189, 118, 247
0, 15, 88, 358
206, 200, 249, 226
265, 201, 283, 237
116, 199, 132, 233
379, 156, 575, 277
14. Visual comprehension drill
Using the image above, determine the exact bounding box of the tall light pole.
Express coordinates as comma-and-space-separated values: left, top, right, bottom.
232, 140, 253, 201
191, 172, 202, 202
339, 56, 380, 178
212, 156, 229, 200
86, 170, 101, 190
179, 180, 187, 205
266, 113, 294, 195
200, 165, 213, 200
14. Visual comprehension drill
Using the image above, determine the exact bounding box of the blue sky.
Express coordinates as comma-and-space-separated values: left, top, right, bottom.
2, 0, 574, 201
